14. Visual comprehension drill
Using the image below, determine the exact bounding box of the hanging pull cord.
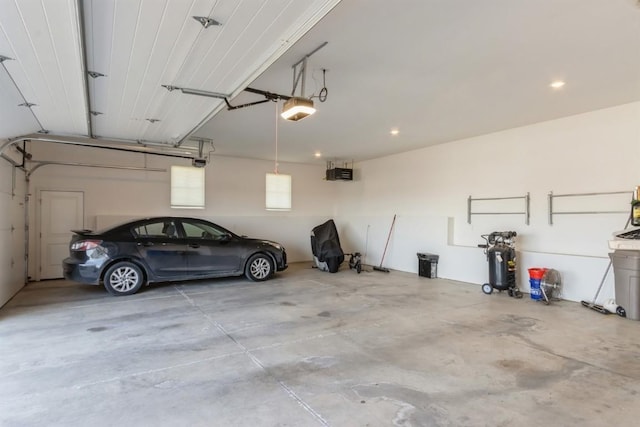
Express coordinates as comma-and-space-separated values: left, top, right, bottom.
318, 69, 328, 102
274, 100, 279, 174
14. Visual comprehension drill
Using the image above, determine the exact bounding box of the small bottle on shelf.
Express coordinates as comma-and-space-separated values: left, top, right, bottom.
632, 186, 640, 227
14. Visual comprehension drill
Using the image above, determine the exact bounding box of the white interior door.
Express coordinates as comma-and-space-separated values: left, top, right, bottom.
39, 190, 84, 279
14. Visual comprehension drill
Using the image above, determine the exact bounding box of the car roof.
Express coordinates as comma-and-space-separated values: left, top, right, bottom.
98, 216, 209, 233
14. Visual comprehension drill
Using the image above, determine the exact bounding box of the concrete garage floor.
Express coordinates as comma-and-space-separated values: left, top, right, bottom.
1, 263, 639, 426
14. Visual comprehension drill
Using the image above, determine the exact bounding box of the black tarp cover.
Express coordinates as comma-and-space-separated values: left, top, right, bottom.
310, 219, 344, 273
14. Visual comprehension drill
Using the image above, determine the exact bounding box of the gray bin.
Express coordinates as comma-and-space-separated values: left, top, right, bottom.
609, 250, 640, 321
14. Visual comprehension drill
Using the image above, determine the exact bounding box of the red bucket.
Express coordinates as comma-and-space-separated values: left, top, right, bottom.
528, 268, 547, 280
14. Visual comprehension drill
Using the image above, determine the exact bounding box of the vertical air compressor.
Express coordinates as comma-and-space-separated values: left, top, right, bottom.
478, 231, 522, 298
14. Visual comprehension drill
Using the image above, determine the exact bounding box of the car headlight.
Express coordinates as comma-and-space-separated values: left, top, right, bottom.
268, 241, 282, 251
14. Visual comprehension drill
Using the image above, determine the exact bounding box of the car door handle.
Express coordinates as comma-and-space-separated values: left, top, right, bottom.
189, 243, 200, 248
138, 242, 154, 247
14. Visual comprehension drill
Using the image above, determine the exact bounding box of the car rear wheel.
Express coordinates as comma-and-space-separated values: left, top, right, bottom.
245, 254, 273, 281
103, 262, 144, 296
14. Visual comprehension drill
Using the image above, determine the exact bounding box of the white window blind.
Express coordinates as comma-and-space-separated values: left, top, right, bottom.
171, 166, 205, 209
265, 173, 291, 211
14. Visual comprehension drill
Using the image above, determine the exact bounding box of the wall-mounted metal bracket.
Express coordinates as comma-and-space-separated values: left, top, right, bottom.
547, 190, 632, 225
289, 42, 328, 98
467, 193, 530, 225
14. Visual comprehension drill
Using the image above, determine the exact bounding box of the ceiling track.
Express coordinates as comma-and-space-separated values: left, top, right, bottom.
1, 134, 200, 162
26, 160, 166, 178
75, 0, 94, 138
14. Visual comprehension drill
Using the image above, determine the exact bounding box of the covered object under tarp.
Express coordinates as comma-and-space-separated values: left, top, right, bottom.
310, 219, 344, 273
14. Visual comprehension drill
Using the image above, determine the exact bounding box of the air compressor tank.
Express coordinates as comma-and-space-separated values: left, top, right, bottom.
487, 244, 516, 290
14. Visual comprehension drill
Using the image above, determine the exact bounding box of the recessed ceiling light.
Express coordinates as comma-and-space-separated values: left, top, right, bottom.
390, 128, 400, 136
314, 152, 322, 158
550, 81, 565, 89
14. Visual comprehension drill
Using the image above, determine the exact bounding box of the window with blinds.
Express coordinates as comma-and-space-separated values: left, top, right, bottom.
171, 166, 205, 209
265, 173, 291, 211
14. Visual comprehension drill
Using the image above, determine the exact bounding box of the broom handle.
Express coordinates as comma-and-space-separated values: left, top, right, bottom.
591, 261, 612, 304
364, 224, 370, 265
379, 214, 396, 266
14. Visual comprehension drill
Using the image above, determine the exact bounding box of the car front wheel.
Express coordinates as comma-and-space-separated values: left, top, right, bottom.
245, 254, 273, 281
103, 262, 144, 296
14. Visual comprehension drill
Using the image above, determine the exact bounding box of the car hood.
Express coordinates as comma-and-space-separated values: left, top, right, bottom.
243, 238, 283, 249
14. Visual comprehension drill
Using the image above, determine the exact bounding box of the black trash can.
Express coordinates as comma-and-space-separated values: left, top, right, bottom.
417, 253, 439, 278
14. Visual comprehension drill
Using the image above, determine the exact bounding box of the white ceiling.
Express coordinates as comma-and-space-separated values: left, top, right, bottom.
195, 0, 640, 164
1, 0, 639, 165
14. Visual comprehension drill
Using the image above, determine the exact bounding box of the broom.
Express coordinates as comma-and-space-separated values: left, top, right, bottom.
580, 261, 611, 314
373, 214, 396, 272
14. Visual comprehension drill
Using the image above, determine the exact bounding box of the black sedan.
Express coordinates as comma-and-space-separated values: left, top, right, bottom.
63, 216, 287, 296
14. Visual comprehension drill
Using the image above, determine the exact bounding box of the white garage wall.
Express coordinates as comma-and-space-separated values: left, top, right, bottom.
9, 102, 640, 305
27, 144, 336, 279
0, 151, 26, 307
334, 102, 640, 302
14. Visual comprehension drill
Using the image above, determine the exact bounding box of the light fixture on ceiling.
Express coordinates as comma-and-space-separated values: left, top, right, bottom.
390, 128, 400, 136
314, 152, 322, 158
281, 97, 315, 121
279, 42, 327, 121
189, 138, 211, 168
550, 81, 565, 89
